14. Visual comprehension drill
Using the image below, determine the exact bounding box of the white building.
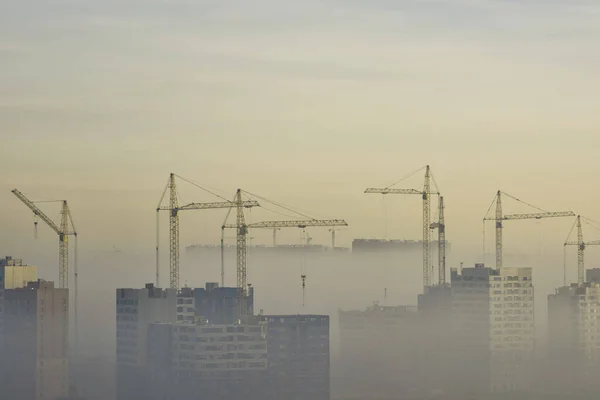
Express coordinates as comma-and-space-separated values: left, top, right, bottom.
451, 264, 534, 393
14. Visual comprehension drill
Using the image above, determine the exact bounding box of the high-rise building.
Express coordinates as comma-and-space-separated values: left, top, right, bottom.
450, 264, 535, 393
147, 321, 268, 400
260, 314, 330, 400
338, 304, 421, 397
115, 284, 177, 400
0, 256, 38, 289
548, 275, 600, 393
0, 256, 38, 339
1, 279, 69, 400
417, 285, 453, 394
177, 282, 254, 325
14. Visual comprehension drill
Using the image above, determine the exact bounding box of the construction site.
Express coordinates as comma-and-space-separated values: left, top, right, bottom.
3, 166, 600, 400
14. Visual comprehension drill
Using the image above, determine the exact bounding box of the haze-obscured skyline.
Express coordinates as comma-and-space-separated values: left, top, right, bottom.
3, 0, 600, 282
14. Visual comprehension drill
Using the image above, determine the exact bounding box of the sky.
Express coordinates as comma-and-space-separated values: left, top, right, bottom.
2, 0, 600, 281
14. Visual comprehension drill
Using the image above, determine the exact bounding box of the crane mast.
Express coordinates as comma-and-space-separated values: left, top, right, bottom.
236, 189, 248, 317
564, 215, 600, 286
169, 174, 180, 290
577, 216, 584, 285
423, 166, 431, 287
437, 196, 446, 285
496, 190, 503, 269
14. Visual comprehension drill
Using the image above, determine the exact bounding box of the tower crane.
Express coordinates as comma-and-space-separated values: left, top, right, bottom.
11, 189, 77, 289
564, 215, 600, 286
156, 174, 259, 290
11, 189, 80, 358
430, 196, 446, 285
484, 190, 575, 270
365, 165, 439, 290
222, 189, 348, 318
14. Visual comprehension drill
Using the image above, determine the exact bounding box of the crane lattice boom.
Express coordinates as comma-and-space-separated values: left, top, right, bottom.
12, 189, 63, 234
364, 188, 422, 195
11, 189, 77, 289
501, 211, 576, 221
223, 219, 347, 230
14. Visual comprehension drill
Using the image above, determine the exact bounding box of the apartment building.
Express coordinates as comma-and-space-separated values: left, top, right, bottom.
548, 277, 600, 393
451, 264, 534, 393
1, 280, 69, 400
147, 322, 268, 400
261, 314, 330, 400
115, 284, 177, 400
338, 304, 421, 396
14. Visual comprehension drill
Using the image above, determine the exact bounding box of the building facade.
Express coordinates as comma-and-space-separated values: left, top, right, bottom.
1, 280, 68, 400
338, 304, 421, 397
548, 278, 600, 393
0, 256, 38, 340
451, 264, 535, 393
177, 282, 254, 325
115, 284, 177, 400
261, 314, 330, 400
147, 322, 268, 400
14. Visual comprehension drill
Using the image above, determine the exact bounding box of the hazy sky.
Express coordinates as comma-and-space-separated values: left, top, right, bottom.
2, 0, 600, 277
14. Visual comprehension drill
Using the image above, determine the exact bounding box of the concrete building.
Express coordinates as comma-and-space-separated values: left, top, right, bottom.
0, 256, 38, 289
547, 275, 600, 393
0, 256, 37, 339
1, 280, 69, 400
177, 282, 254, 325
338, 304, 421, 397
146, 315, 328, 400
147, 322, 268, 400
417, 285, 453, 394
261, 314, 330, 400
115, 284, 177, 400
586, 268, 600, 283
451, 264, 535, 394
